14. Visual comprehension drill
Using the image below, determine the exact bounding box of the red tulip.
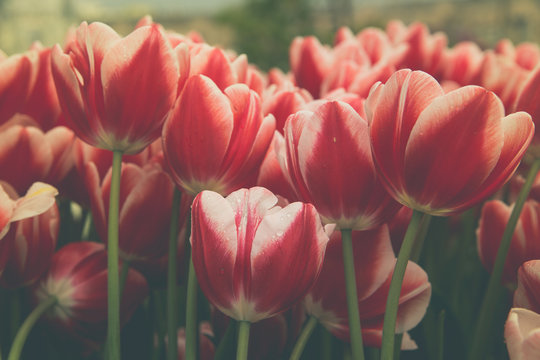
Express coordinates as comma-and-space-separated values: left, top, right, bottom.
514, 260, 540, 313
255, 131, 297, 202
477, 200, 540, 283
177, 323, 215, 360
85, 160, 188, 278
289, 36, 332, 98
495, 39, 540, 71
514, 66, 540, 156
282, 99, 400, 230
162, 75, 275, 196
191, 187, 331, 322
262, 83, 313, 134
367, 69, 534, 215
304, 226, 431, 348
505, 308, 540, 360
21, 43, 62, 130
0, 50, 38, 126
0, 200, 59, 288
440, 41, 484, 86
32, 241, 148, 345
0, 181, 57, 240
51, 21, 180, 154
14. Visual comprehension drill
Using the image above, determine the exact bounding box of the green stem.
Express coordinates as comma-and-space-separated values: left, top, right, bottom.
380, 210, 424, 360
321, 326, 332, 360
107, 150, 123, 360
393, 334, 403, 360
7, 296, 57, 360
289, 316, 318, 360
236, 321, 251, 360
410, 215, 431, 263
341, 228, 365, 360
167, 188, 182, 360
469, 157, 540, 360
185, 256, 198, 360
436, 310, 445, 360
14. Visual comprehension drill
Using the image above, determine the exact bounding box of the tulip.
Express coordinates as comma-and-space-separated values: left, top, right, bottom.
51, 21, 180, 154
177, 323, 215, 360
162, 75, 275, 196
477, 200, 540, 284
514, 260, 540, 313
21, 43, 62, 130
440, 41, 484, 86
191, 186, 330, 322
282, 99, 400, 230
367, 69, 534, 216
84, 160, 188, 275
304, 227, 431, 349
0, 181, 57, 240
190, 187, 330, 359
514, 66, 540, 157
31, 241, 148, 346
0, 200, 59, 288
0, 49, 38, 126
495, 39, 540, 71
262, 83, 313, 133
289, 36, 332, 98
505, 308, 540, 360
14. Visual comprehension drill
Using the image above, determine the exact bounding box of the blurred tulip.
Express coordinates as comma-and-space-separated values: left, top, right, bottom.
514, 260, 540, 313
262, 84, 312, 133
367, 69, 533, 216
51, 21, 180, 154
514, 66, 540, 157
255, 131, 297, 202
0, 49, 38, 126
162, 75, 275, 196
191, 187, 331, 322
441, 41, 484, 86
304, 226, 431, 348
477, 200, 540, 283
386, 20, 447, 77
21, 43, 62, 130
289, 36, 332, 98
282, 99, 400, 230
85, 160, 188, 278
0, 181, 57, 240
32, 241, 148, 345
177, 322, 215, 360
495, 39, 540, 71
505, 308, 540, 360
0, 200, 59, 288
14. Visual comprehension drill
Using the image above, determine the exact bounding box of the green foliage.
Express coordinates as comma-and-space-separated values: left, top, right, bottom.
215, 0, 317, 72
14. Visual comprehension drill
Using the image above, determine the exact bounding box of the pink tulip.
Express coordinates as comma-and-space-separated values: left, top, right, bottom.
190, 187, 331, 322
514, 65, 540, 156
477, 200, 540, 283
289, 36, 332, 98
262, 84, 313, 134
0, 49, 38, 126
51, 21, 180, 154
440, 41, 484, 86
85, 160, 188, 278
162, 75, 275, 196
495, 39, 540, 71
32, 241, 148, 345
367, 69, 533, 215
0, 200, 59, 288
282, 99, 400, 230
505, 308, 540, 360
0, 181, 57, 240
304, 226, 431, 348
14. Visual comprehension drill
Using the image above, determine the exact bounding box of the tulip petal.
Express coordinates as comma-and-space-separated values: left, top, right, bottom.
11, 182, 58, 222
403, 86, 504, 213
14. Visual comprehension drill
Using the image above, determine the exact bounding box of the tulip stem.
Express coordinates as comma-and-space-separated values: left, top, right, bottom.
236, 321, 251, 360
341, 228, 365, 360
107, 150, 123, 360
119, 260, 130, 298
167, 188, 182, 360
7, 295, 57, 360
380, 210, 424, 360
289, 315, 318, 360
469, 157, 540, 360
185, 255, 198, 360
214, 320, 236, 360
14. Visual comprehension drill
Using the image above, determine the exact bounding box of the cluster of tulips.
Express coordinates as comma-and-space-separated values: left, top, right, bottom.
3, 14, 540, 360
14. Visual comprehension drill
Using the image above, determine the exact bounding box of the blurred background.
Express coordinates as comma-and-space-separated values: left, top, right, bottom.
1, 0, 538, 71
